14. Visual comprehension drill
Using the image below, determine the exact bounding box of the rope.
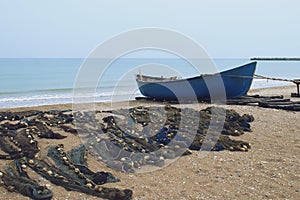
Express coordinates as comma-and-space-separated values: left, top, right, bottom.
216, 74, 300, 84
203, 73, 300, 95
253, 75, 297, 83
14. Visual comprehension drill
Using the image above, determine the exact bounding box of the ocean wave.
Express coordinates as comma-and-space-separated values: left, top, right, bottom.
0, 90, 141, 108
0, 79, 294, 108
0, 87, 74, 95
0, 91, 139, 102
0, 83, 137, 96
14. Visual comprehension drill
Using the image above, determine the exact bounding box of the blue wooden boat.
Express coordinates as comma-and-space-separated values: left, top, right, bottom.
136, 62, 257, 100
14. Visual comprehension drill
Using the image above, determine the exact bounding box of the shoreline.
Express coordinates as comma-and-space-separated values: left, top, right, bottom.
0, 85, 299, 199
248, 85, 296, 95
1, 85, 297, 112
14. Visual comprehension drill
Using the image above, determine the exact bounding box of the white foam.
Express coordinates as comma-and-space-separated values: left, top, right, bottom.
0, 90, 141, 108
0, 79, 295, 108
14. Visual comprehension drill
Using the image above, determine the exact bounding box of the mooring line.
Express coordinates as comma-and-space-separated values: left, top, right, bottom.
253, 75, 299, 83
216, 74, 299, 84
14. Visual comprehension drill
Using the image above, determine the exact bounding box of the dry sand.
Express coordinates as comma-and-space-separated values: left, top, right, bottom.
0, 86, 299, 200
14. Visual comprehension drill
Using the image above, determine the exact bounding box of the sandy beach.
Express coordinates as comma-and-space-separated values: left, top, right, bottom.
0, 85, 299, 200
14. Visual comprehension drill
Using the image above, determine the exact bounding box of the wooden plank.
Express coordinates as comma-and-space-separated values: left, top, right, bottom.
250, 57, 300, 61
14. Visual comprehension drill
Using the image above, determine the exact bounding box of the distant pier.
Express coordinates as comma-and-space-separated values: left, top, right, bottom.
250, 57, 300, 61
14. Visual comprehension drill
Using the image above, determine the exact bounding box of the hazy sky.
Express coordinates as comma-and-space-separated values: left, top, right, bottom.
0, 0, 299, 58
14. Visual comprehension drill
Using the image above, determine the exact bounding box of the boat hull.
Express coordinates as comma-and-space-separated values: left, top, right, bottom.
136, 62, 257, 100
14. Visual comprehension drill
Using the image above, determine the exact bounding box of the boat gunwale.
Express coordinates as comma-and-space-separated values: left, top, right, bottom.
136, 62, 257, 84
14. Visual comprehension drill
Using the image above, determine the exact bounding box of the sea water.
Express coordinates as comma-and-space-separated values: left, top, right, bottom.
0, 58, 299, 108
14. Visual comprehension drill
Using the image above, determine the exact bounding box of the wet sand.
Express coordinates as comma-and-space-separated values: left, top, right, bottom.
0, 85, 299, 199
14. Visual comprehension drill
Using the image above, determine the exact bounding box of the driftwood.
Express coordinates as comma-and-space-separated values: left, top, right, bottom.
136, 95, 300, 112
259, 103, 300, 111
227, 95, 300, 111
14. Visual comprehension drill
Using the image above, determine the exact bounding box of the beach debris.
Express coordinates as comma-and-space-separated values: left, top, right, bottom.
226, 95, 300, 111
0, 145, 132, 200
47, 144, 121, 185
0, 110, 132, 200
0, 159, 53, 200
0, 129, 39, 159
0, 105, 254, 198
27, 145, 131, 199
137, 94, 300, 111
84, 106, 254, 172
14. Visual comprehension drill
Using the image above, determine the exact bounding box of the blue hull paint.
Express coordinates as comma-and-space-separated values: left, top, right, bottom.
136, 62, 257, 100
